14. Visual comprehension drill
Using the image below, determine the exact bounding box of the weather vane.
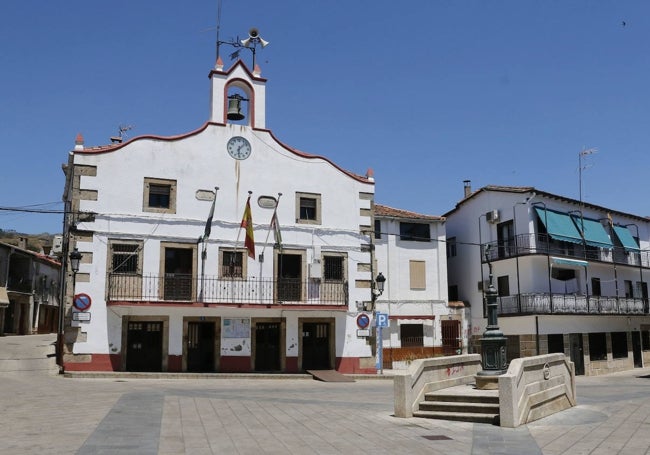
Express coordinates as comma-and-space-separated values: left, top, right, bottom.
217, 27, 269, 69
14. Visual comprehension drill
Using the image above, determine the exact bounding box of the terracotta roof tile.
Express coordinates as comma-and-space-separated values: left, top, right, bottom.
374, 204, 444, 221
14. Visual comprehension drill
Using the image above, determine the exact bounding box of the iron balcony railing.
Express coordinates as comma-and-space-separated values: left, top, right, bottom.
107, 273, 348, 306
496, 293, 646, 316
483, 233, 650, 268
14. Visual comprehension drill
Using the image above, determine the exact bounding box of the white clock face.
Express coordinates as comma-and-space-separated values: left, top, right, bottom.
227, 136, 252, 160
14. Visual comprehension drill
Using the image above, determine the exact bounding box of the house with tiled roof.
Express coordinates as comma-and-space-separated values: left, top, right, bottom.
445, 182, 650, 376
373, 204, 467, 369
0, 240, 61, 336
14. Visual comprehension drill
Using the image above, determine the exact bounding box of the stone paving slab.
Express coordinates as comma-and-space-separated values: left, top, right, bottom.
2, 366, 650, 454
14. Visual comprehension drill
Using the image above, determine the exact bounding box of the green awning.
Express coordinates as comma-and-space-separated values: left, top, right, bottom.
534, 207, 583, 245
551, 257, 588, 267
613, 225, 639, 251
570, 215, 613, 249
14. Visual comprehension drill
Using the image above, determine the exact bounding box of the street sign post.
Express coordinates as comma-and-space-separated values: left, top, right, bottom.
375, 312, 389, 373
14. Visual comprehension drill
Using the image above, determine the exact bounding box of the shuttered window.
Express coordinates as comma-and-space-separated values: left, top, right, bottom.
409, 260, 426, 290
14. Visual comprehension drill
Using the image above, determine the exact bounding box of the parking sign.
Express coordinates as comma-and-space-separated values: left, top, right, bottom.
376, 312, 389, 328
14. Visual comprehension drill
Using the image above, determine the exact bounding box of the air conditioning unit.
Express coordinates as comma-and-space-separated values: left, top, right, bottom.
486, 209, 500, 224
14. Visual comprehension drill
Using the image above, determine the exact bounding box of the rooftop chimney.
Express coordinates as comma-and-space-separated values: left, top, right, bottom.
463, 180, 472, 198
74, 133, 84, 151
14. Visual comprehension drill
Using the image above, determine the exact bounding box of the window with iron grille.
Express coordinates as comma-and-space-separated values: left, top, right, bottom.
400, 323, 424, 347
111, 244, 140, 273
374, 219, 382, 239
220, 250, 244, 278
323, 256, 344, 281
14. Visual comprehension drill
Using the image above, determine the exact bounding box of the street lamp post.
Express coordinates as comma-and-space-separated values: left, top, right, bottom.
372, 272, 386, 306
58, 247, 82, 371
372, 272, 386, 374
476, 245, 508, 388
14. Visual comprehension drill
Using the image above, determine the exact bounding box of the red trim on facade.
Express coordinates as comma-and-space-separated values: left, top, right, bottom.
168, 355, 182, 372
285, 356, 298, 373
208, 59, 267, 82
63, 354, 120, 371
72, 121, 222, 155
219, 356, 251, 373
336, 357, 377, 374
388, 315, 436, 320
263, 128, 374, 184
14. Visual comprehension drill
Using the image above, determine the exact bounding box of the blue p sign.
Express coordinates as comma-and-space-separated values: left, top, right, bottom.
376, 312, 389, 328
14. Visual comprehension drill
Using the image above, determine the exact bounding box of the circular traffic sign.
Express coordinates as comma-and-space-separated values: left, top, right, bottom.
356, 313, 370, 329
73, 293, 92, 311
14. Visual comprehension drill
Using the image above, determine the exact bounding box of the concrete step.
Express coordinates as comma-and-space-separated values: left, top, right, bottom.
413, 409, 500, 425
424, 392, 499, 404
0, 334, 59, 375
416, 384, 500, 424
418, 400, 500, 414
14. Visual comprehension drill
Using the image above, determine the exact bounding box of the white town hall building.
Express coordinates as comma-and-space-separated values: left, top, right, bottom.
60, 57, 384, 373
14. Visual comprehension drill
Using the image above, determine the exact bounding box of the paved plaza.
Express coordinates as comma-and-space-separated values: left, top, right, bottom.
2, 361, 650, 453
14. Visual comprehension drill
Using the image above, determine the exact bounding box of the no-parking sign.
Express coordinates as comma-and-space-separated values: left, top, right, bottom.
356, 313, 370, 329
73, 293, 92, 311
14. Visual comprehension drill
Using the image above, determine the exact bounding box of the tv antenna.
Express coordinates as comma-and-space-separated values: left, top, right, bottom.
578, 147, 597, 205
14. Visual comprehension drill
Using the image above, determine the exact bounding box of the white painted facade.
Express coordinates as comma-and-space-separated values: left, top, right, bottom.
373, 205, 466, 369
62, 60, 380, 373
445, 184, 650, 375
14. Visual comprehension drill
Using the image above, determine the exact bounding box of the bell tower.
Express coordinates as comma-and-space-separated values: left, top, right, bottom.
208, 28, 270, 129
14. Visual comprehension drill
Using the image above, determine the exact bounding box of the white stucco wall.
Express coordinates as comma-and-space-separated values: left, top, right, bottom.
68, 61, 376, 363
446, 187, 650, 340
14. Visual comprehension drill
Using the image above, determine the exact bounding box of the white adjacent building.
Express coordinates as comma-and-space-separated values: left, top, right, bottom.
60, 58, 383, 373
373, 204, 467, 369
445, 183, 650, 375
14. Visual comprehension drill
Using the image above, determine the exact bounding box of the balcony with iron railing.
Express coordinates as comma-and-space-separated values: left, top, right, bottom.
483, 233, 650, 268
496, 293, 647, 316
107, 273, 349, 306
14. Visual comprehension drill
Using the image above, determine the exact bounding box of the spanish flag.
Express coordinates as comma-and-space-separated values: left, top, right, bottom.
240, 196, 255, 259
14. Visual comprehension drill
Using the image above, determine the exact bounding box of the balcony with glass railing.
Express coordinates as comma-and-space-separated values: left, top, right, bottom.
107, 273, 348, 306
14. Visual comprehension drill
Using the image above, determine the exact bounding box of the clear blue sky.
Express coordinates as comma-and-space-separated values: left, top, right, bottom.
2, 1, 649, 234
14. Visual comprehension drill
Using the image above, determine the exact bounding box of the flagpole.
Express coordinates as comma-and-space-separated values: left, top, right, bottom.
260, 193, 282, 303
261, 193, 282, 257
200, 187, 219, 303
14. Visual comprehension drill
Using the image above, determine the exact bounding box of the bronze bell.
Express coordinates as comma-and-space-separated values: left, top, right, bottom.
227, 95, 245, 121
